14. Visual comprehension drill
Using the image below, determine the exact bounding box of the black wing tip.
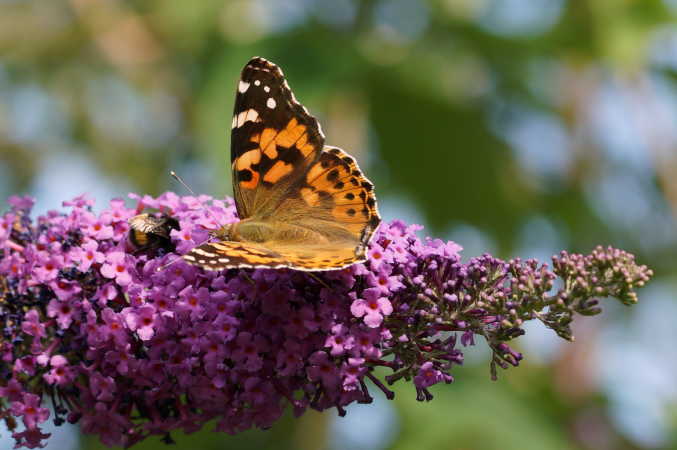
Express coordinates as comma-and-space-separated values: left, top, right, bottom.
243, 57, 283, 76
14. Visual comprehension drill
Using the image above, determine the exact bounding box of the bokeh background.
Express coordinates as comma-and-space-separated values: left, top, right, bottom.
1, 0, 677, 449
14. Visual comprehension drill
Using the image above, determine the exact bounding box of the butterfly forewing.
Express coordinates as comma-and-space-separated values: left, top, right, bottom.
231, 57, 324, 220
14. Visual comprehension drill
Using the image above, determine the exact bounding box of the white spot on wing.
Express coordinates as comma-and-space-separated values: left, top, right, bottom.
267, 98, 276, 109
238, 80, 250, 93
254, 80, 261, 86
235, 108, 260, 127
264, 86, 270, 93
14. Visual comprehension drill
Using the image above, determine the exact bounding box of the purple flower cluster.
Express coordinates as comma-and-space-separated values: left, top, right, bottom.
0, 193, 653, 448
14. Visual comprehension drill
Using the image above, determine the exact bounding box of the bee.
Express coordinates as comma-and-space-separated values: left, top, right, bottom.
127, 214, 179, 254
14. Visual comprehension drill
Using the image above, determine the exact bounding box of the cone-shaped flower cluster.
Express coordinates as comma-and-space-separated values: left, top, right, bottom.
0, 193, 653, 448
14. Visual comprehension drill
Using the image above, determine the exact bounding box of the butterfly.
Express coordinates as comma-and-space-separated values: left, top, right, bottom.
181, 57, 380, 271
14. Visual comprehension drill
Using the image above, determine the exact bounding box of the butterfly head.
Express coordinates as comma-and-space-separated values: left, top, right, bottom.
209, 223, 235, 241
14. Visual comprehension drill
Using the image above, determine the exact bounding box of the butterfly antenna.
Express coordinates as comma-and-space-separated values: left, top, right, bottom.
170, 171, 198, 196
170, 170, 223, 231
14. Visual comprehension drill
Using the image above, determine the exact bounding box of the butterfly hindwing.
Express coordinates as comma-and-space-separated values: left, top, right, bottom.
183, 241, 287, 270
265, 145, 380, 258
300, 146, 379, 236
183, 240, 363, 272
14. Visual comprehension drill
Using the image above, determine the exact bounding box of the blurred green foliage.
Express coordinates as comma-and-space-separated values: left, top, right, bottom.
1, 0, 676, 449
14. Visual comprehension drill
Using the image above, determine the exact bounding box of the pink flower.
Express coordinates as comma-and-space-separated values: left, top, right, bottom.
367, 246, 386, 269
11, 393, 50, 429
33, 255, 63, 283
100, 198, 132, 224
14, 356, 37, 376
324, 324, 354, 356
276, 339, 304, 377
21, 309, 45, 338
104, 343, 134, 375
48, 278, 81, 301
0, 379, 24, 402
177, 285, 209, 320
231, 332, 268, 372
201, 337, 227, 375
341, 357, 366, 391
351, 327, 382, 359
62, 193, 94, 208
89, 372, 116, 402
350, 287, 393, 328
100, 251, 132, 286
11, 427, 51, 449
171, 220, 203, 253
366, 265, 404, 294
414, 362, 451, 389
101, 308, 129, 345
47, 299, 76, 329
242, 377, 275, 406
0, 215, 11, 242
43, 355, 74, 386
283, 306, 319, 339
307, 351, 340, 390
123, 305, 156, 341
79, 402, 130, 447
210, 314, 239, 342
8, 195, 35, 210
74, 239, 105, 272
85, 218, 114, 240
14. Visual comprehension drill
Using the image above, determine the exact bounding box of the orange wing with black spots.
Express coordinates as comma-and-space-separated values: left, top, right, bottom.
182, 57, 380, 272
268, 145, 380, 245
230, 57, 324, 220
301, 146, 379, 235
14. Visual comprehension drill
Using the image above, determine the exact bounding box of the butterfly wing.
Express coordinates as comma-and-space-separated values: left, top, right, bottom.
270, 145, 380, 259
231, 57, 324, 220
185, 144, 381, 271
183, 240, 364, 272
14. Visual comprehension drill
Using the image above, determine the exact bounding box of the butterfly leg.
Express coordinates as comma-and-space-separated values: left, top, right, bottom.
305, 272, 330, 289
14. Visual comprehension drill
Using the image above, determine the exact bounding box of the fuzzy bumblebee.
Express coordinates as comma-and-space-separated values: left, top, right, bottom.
127, 213, 179, 254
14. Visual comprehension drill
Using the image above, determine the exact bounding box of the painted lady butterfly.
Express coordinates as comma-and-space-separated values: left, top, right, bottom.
182, 57, 380, 271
